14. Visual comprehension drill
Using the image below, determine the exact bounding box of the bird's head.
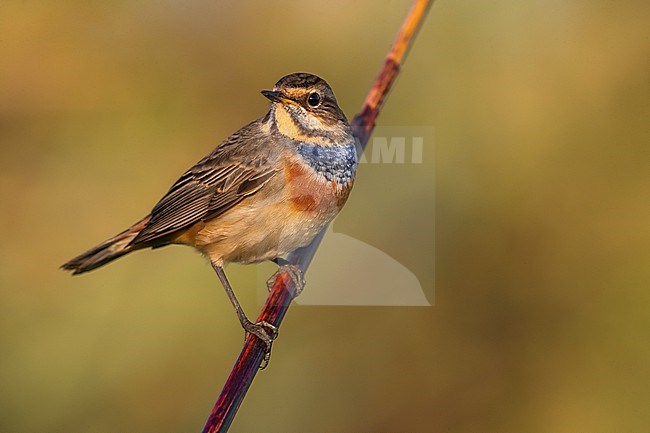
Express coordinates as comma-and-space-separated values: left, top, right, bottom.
262, 73, 351, 146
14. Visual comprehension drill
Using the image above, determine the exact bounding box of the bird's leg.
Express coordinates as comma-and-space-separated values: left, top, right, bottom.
269, 258, 306, 296
211, 262, 277, 366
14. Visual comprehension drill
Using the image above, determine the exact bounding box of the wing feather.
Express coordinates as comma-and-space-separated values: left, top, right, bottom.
129, 121, 280, 246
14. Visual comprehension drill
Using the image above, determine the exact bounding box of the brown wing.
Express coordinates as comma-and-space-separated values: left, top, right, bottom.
129, 121, 279, 247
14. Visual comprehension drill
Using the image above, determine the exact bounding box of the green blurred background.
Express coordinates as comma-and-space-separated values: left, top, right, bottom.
1, 1, 649, 432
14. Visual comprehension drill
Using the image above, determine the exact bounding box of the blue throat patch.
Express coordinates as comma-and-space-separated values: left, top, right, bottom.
296, 141, 358, 184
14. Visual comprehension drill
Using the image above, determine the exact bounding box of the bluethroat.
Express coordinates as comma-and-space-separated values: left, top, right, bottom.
62, 73, 358, 355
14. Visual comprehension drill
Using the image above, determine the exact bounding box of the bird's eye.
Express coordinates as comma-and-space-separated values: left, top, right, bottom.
307, 92, 321, 108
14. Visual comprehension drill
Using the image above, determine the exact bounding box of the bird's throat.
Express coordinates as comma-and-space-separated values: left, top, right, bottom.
272, 104, 334, 146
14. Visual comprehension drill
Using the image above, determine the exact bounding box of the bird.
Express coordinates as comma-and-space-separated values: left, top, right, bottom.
61, 72, 358, 356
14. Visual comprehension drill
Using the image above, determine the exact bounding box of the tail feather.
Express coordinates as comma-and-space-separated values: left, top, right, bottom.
61, 216, 151, 275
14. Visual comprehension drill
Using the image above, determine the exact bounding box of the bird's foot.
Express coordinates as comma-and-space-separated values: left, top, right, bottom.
267, 263, 306, 296
242, 319, 278, 370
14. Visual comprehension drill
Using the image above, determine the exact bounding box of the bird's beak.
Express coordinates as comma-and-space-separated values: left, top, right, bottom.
261, 90, 284, 103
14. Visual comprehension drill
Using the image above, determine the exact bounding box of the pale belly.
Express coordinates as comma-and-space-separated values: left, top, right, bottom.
193, 174, 343, 265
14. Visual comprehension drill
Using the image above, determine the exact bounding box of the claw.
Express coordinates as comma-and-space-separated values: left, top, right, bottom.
242, 320, 278, 369
267, 263, 306, 296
